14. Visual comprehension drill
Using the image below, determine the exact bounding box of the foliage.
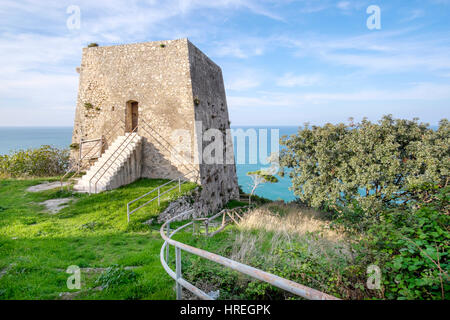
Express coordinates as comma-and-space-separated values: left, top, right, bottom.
358, 185, 450, 300
95, 265, 137, 289
0, 145, 69, 177
280, 115, 449, 221
279, 115, 450, 300
69, 143, 80, 150
182, 203, 375, 300
87, 43, 98, 47
247, 170, 278, 204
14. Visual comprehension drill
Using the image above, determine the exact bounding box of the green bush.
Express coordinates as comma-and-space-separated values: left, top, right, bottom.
0, 145, 69, 177
359, 185, 449, 300
280, 115, 449, 224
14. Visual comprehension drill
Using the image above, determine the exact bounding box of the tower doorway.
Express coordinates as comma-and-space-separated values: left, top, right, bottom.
126, 101, 139, 132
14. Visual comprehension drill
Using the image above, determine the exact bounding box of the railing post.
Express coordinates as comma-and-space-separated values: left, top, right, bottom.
158, 188, 160, 206
178, 178, 181, 192
127, 203, 130, 223
175, 246, 182, 300
166, 223, 170, 262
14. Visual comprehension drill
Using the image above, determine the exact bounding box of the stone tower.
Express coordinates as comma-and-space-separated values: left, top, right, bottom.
71, 38, 239, 213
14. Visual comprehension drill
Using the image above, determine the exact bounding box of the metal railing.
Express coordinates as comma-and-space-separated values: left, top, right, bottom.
60, 119, 125, 189
89, 125, 140, 194
127, 170, 198, 222
80, 138, 103, 159
160, 210, 341, 301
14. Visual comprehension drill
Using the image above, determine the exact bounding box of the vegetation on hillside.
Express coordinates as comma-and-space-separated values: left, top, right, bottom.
0, 146, 69, 178
278, 115, 449, 300
181, 202, 374, 299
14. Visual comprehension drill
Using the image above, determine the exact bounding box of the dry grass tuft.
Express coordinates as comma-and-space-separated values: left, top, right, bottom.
238, 202, 343, 241
228, 202, 359, 298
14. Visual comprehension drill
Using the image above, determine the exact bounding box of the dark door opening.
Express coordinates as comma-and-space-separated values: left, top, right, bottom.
126, 101, 139, 133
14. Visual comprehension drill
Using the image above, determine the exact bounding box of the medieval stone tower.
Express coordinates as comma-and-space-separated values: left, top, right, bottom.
71, 38, 239, 213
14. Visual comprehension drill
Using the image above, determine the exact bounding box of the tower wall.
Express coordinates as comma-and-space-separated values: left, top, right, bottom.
187, 40, 240, 210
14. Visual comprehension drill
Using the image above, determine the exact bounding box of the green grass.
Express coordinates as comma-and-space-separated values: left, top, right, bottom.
0, 177, 197, 300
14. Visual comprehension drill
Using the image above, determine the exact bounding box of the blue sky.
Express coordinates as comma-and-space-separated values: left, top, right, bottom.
0, 0, 449, 126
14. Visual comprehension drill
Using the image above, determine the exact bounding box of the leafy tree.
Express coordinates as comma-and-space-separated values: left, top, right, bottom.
280, 115, 449, 221
247, 170, 278, 204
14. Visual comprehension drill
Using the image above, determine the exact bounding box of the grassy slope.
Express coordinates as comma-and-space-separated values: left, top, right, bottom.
0, 177, 197, 300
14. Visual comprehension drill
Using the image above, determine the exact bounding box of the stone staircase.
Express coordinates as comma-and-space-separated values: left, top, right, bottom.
74, 133, 143, 193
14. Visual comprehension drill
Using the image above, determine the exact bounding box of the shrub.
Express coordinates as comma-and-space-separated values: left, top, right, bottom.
280, 115, 449, 224
0, 145, 69, 177
87, 43, 98, 47
359, 185, 450, 300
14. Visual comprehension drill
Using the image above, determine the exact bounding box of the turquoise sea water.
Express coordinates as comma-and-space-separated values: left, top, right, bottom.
0, 126, 298, 201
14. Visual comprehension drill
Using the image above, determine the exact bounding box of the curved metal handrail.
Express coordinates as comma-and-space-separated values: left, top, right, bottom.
89, 125, 139, 193
160, 210, 340, 301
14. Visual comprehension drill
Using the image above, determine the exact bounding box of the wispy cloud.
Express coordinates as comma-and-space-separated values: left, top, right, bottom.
229, 82, 450, 109
225, 69, 263, 91
400, 9, 425, 23
276, 73, 322, 87
211, 37, 267, 58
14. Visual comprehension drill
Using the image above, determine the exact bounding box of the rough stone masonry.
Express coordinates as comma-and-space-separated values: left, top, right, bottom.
71, 38, 239, 214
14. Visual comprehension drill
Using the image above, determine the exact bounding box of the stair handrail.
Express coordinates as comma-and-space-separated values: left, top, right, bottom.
60, 119, 125, 188
139, 118, 199, 176
89, 125, 140, 194
126, 170, 198, 222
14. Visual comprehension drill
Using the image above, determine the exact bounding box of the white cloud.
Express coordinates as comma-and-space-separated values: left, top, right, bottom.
401, 9, 425, 22
211, 37, 267, 58
226, 72, 262, 91
276, 73, 322, 87
277, 29, 450, 74
228, 82, 450, 109
337, 1, 351, 10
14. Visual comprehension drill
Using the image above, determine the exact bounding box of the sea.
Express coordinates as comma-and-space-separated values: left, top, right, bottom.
0, 126, 299, 201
